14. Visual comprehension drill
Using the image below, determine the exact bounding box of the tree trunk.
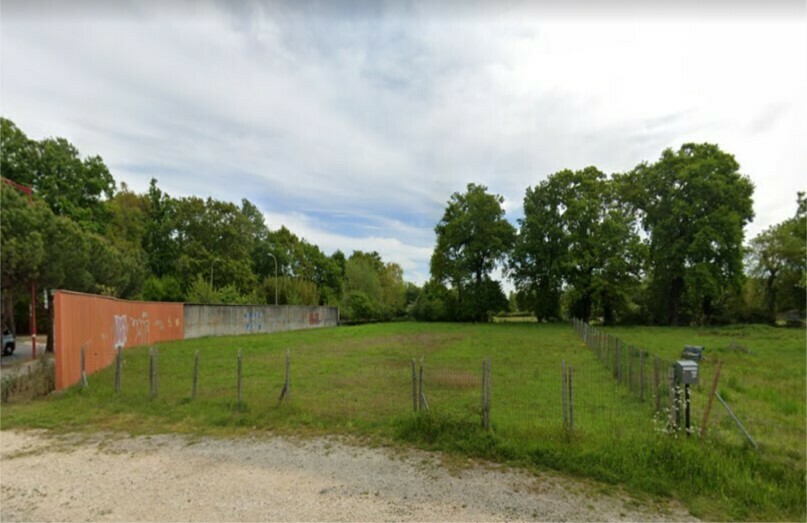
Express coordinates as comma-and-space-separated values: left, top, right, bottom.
603, 297, 614, 326
766, 270, 778, 325
669, 277, 684, 326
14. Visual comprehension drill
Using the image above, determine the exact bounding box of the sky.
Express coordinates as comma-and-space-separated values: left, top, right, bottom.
2, 0, 805, 286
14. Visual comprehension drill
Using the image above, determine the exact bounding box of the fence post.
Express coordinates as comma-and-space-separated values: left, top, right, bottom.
485, 358, 491, 430
149, 346, 155, 398
114, 345, 122, 392
237, 349, 243, 406
192, 350, 199, 400
668, 366, 677, 430
278, 348, 291, 403
411, 358, 418, 413
639, 350, 645, 401
80, 345, 87, 388
561, 359, 568, 429
628, 346, 634, 392
700, 361, 723, 438
653, 356, 660, 412
418, 358, 429, 412
481, 359, 487, 428
568, 365, 573, 431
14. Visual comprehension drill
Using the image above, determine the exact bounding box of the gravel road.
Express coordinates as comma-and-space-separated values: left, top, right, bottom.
0, 430, 695, 522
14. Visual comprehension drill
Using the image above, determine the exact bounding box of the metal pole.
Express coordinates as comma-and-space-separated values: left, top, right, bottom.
210, 258, 218, 287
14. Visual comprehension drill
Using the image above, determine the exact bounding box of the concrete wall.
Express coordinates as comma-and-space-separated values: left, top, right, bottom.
183, 304, 338, 339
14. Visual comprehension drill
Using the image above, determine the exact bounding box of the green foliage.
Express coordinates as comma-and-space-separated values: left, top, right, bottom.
141, 275, 184, 302
624, 143, 755, 325
431, 183, 515, 321
748, 193, 806, 323
512, 168, 643, 323
411, 280, 457, 321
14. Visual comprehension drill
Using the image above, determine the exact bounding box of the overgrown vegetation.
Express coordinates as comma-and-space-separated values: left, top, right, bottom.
2, 323, 803, 521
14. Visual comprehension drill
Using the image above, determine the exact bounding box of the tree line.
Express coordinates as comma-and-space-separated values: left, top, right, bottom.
0, 117, 411, 349
2, 116, 803, 337
419, 144, 805, 326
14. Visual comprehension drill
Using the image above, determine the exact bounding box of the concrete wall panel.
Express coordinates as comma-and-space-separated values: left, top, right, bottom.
183, 304, 338, 339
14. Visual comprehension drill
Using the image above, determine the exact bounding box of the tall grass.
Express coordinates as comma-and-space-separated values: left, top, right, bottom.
1, 322, 804, 521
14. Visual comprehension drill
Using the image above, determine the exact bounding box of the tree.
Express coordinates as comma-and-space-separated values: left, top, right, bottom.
431, 183, 515, 321
509, 179, 566, 321
748, 193, 806, 322
33, 137, 115, 234
625, 143, 754, 325
0, 184, 47, 334
0, 118, 38, 187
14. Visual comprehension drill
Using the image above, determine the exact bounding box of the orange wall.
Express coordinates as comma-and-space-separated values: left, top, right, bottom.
54, 290, 184, 390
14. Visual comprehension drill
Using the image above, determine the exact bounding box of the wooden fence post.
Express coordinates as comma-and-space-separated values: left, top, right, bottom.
192, 350, 199, 400
80, 345, 87, 388
484, 358, 491, 430
411, 358, 418, 413
700, 361, 723, 438
114, 345, 122, 392
653, 356, 660, 412
568, 365, 574, 431
561, 360, 568, 429
628, 346, 634, 392
237, 349, 243, 406
418, 358, 429, 412
149, 346, 155, 398
639, 350, 645, 401
279, 349, 291, 403
668, 366, 677, 429
481, 359, 487, 428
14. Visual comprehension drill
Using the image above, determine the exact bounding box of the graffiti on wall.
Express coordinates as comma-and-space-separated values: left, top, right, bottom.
308, 312, 321, 325
244, 310, 264, 333
113, 312, 152, 348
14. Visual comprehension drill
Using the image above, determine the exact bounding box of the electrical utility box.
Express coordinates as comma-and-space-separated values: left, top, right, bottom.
674, 360, 699, 385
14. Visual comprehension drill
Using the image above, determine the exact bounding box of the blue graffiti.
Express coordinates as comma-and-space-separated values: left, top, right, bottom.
244, 310, 264, 333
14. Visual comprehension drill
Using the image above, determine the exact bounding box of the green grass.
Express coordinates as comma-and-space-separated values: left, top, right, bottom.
2, 322, 804, 521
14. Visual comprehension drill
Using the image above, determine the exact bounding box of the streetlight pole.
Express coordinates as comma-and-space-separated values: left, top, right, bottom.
267, 253, 278, 305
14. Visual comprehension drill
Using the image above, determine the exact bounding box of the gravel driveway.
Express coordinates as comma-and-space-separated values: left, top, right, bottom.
0, 430, 695, 522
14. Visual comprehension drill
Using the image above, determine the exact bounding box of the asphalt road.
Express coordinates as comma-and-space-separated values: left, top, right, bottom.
0, 335, 47, 366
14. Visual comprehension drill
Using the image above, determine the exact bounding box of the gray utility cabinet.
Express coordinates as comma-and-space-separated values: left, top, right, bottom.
674, 360, 699, 385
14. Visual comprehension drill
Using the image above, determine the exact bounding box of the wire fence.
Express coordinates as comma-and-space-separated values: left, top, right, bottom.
570, 318, 806, 465
77, 321, 803, 468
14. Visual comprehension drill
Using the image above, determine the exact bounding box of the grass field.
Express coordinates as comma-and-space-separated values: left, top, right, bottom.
2, 322, 804, 521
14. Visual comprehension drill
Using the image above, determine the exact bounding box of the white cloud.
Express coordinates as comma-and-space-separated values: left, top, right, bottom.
1, 3, 804, 284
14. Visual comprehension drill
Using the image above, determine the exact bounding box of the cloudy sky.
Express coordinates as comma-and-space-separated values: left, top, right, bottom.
2, 0, 805, 285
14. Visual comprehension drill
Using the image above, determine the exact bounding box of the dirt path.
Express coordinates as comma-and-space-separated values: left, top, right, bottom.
0, 430, 695, 522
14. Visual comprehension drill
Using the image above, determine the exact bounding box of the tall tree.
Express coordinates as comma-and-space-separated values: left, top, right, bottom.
33, 137, 115, 233
511, 168, 643, 323
509, 178, 567, 321
748, 192, 806, 322
0, 118, 38, 187
625, 143, 754, 325
431, 183, 515, 321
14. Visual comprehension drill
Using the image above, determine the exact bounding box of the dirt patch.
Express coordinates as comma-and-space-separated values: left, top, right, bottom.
0, 430, 696, 522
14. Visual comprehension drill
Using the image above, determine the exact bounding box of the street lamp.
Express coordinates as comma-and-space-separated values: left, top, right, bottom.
267, 253, 278, 305
210, 258, 218, 288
